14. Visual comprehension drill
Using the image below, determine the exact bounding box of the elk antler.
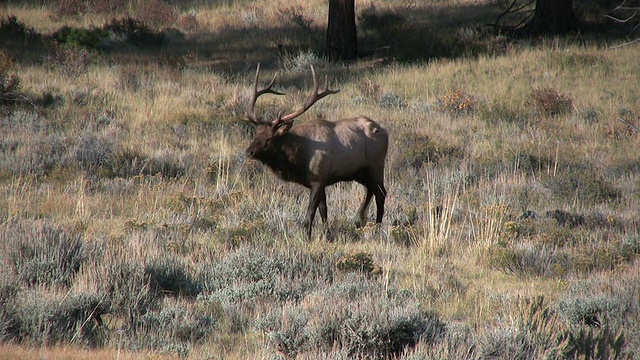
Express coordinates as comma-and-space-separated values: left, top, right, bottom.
246, 63, 285, 125
279, 65, 340, 123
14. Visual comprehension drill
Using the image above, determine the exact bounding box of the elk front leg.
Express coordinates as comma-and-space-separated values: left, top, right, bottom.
305, 186, 326, 238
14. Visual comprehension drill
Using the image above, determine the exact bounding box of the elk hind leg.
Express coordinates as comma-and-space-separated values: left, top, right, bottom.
374, 183, 386, 223
356, 189, 374, 227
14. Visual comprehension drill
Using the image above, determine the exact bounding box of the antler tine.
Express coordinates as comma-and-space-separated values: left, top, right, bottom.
246, 63, 285, 125
279, 65, 340, 123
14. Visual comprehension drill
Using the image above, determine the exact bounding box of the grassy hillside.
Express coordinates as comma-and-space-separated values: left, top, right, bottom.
1, 0, 639, 359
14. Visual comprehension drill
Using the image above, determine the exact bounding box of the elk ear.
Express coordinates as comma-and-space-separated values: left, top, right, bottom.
273, 120, 293, 136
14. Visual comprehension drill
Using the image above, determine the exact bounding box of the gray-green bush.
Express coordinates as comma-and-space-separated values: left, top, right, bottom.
1, 220, 84, 288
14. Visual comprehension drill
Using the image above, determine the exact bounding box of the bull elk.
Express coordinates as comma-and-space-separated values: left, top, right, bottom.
244, 64, 388, 238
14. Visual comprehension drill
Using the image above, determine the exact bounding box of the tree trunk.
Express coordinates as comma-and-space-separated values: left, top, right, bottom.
326, 0, 358, 61
529, 0, 578, 34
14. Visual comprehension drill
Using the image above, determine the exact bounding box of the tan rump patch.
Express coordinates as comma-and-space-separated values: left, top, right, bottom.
361, 118, 382, 138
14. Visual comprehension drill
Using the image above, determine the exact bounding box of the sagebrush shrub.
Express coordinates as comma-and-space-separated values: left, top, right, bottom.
253, 273, 443, 358
0, 131, 67, 178
556, 295, 613, 327
97, 255, 156, 318
1, 220, 85, 288
478, 297, 565, 359
136, 298, 216, 347
5, 289, 109, 347
379, 91, 408, 109
72, 131, 117, 176
280, 50, 326, 73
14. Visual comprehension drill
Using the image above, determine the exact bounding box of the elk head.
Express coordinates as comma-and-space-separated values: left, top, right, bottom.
244, 64, 339, 161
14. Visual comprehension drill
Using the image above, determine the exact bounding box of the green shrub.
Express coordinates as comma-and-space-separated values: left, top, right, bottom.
571, 238, 640, 274
0, 284, 20, 343
53, 26, 107, 49
52, 17, 167, 51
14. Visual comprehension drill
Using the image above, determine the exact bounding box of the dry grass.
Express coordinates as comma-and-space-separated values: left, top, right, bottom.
1, 0, 640, 358
0, 344, 174, 360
